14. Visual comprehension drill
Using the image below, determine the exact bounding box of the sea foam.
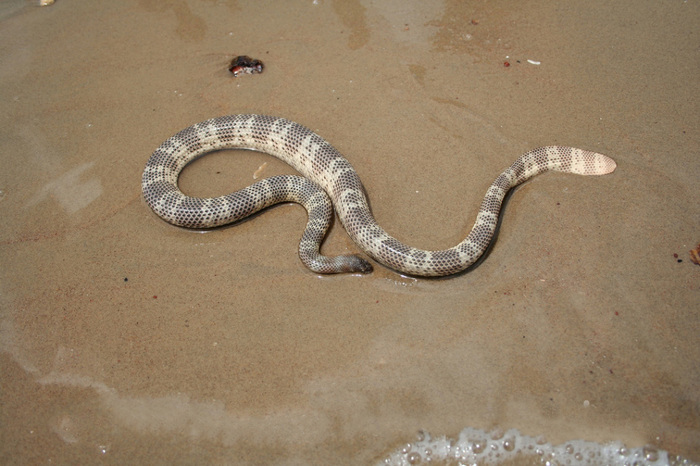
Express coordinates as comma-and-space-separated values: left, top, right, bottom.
381, 427, 697, 465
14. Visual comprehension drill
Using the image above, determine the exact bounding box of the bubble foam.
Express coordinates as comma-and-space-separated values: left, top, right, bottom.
381, 427, 697, 466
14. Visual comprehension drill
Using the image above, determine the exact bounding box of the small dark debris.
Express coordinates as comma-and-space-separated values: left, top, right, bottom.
229, 55, 264, 77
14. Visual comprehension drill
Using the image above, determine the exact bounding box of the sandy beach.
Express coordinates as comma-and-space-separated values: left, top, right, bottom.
1, 0, 698, 463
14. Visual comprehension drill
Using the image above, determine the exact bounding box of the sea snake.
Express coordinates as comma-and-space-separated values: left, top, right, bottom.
142, 114, 616, 276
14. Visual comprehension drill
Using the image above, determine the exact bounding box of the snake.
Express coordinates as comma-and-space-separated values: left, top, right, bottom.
142, 114, 616, 277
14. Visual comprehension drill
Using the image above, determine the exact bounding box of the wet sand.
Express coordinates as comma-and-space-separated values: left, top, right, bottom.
1, 0, 698, 463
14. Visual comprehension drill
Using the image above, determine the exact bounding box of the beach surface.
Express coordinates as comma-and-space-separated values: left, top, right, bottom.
1, 0, 698, 463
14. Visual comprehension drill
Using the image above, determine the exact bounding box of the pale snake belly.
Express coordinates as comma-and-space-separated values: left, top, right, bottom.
142, 114, 616, 277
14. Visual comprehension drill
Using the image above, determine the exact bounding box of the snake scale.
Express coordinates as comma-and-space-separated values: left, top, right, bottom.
142, 114, 616, 277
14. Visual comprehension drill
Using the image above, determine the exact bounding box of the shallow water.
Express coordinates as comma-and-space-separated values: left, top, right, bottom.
1, 0, 698, 464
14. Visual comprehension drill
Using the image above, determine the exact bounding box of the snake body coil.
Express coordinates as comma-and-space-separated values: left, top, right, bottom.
142, 114, 616, 276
